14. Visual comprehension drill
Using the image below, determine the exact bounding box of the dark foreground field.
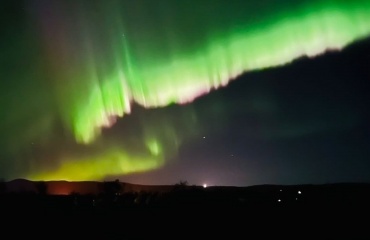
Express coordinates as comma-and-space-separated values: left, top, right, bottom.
1, 182, 370, 239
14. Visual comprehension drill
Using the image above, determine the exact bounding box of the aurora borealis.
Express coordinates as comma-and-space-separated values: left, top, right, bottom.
1, 0, 370, 185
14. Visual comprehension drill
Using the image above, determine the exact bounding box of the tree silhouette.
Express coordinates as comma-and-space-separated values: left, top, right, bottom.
173, 180, 189, 192
103, 179, 122, 196
176, 180, 188, 186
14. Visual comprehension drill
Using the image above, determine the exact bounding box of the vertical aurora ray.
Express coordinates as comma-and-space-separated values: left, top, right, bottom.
127, 0, 370, 108
35, 0, 370, 143
13, 0, 370, 181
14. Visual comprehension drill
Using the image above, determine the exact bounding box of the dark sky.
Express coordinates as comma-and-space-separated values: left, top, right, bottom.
1, 0, 370, 186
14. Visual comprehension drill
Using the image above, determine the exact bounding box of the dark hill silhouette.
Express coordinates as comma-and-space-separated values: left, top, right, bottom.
2, 179, 176, 195
2, 179, 370, 205
3, 179, 178, 195
1, 179, 370, 239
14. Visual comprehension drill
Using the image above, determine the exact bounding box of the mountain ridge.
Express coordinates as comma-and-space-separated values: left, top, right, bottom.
1, 178, 370, 196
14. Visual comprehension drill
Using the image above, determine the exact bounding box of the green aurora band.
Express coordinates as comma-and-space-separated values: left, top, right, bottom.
3, 0, 370, 181
37, 0, 370, 144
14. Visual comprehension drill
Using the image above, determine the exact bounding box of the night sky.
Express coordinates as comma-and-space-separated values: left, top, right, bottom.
1, 0, 370, 186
